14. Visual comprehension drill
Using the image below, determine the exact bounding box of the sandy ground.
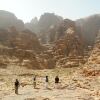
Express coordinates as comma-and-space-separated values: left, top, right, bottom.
0, 65, 100, 100
2, 85, 96, 100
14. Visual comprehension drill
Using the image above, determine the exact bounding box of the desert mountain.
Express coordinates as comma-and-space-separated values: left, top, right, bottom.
0, 10, 24, 31
25, 13, 63, 33
0, 11, 99, 69
25, 13, 100, 45
26, 13, 100, 46
76, 14, 100, 45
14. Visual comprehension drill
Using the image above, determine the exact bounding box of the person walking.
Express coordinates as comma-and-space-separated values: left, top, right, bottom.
15, 79, 20, 94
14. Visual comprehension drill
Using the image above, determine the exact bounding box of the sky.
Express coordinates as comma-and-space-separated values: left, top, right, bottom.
0, 0, 100, 23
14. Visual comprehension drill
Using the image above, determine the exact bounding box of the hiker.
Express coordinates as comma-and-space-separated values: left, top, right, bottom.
15, 79, 20, 94
45, 76, 49, 88
55, 76, 59, 89
33, 75, 36, 89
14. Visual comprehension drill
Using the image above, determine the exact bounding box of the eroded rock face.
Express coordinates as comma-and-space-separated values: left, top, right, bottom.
39, 19, 77, 44
0, 27, 44, 51
0, 27, 47, 69
9, 19, 87, 69
36, 19, 87, 68
51, 20, 84, 68
32, 19, 86, 68
9, 29, 43, 51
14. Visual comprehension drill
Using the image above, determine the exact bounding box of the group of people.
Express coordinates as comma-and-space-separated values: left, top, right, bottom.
45, 76, 59, 89
14, 76, 59, 94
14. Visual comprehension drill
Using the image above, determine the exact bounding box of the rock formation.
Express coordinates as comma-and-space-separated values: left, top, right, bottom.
76, 14, 100, 45
0, 12, 100, 69
47, 19, 85, 68
38, 13, 63, 32
25, 13, 63, 33
30, 19, 86, 68
87, 30, 100, 64
0, 10, 24, 31
0, 27, 47, 69
25, 17, 38, 33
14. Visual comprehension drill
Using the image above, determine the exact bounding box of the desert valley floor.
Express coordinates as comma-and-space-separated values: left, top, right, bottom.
0, 65, 100, 100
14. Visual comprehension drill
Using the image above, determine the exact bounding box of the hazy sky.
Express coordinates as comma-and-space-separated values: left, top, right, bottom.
0, 0, 100, 22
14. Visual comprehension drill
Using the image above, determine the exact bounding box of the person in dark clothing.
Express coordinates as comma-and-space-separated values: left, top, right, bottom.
15, 79, 19, 94
55, 76, 59, 83
46, 76, 48, 82
33, 75, 36, 89
55, 76, 59, 89
45, 76, 49, 88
